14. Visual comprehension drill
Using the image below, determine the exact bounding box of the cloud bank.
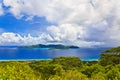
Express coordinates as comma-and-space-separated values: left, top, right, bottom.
0, 0, 120, 47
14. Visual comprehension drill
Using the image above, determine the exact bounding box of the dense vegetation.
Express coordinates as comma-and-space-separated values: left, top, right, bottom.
0, 54, 119, 80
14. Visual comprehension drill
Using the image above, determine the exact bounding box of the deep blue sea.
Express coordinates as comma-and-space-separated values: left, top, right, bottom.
0, 47, 109, 61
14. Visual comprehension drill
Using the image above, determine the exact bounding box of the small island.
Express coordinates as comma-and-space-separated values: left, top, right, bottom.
20, 44, 79, 50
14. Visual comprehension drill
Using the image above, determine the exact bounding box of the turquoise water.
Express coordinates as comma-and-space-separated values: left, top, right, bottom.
0, 47, 108, 61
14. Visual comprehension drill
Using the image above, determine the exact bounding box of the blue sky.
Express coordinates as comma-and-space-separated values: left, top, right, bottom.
0, 0, 120, 47
0, 13, 52, 35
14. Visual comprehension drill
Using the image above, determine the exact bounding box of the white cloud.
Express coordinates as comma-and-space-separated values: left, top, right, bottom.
0, 32, 43, 45
47, 24, 85, 41
46, 23, 104, 47
1, 0, 120, 47
0, 33, 20, 45
3, 0, 118, 23
0, 32, 103, 47
3, 0, 49, 19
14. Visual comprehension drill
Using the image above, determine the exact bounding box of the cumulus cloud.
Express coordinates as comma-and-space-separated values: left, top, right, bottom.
47, 24, 85, 41
0, 32, 103, 47
0, 32, 43, 46
1, 0, 120, 47
46, 23, 103, 47
3, 0, 119, 23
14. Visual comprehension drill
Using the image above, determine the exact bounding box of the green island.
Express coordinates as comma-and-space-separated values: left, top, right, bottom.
20, 44, 79, 50
0, 47, 120, 80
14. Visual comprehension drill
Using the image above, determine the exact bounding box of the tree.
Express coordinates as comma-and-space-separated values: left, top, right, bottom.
90, 72, 106, 80
51, 57, 83, 70
81, 64, 104, 77
99, 54, 120, 66
106, 65, 120, 80
49, 70, 88, 80
0, 62, 41, 80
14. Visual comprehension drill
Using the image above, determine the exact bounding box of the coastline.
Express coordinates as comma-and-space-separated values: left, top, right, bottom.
0, 58, 99, 62
82, 58, 99, 61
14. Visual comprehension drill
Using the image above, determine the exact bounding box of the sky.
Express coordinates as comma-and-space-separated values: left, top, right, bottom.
0, 0, 120, 47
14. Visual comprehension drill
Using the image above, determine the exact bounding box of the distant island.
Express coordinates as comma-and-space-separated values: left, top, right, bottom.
20, 44, 79, 50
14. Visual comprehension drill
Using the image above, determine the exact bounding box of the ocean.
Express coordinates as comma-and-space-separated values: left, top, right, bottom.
0, 47, 108, 61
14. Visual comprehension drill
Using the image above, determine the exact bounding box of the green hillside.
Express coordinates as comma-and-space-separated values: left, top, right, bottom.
0, 55, 119, 80
103, 46, 120, 53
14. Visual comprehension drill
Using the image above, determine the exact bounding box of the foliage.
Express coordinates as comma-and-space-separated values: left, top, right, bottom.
90, 72, 106, 80
99, 54, 120, 66
106, 66, 120, 80
48, 70, 89, 80
81, 64, 104, 77
50, 57, 82, 70
0, 55, 119, 80
0, 61, 41, 80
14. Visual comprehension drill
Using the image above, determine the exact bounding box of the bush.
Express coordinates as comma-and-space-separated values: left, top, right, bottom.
99, 54, 120, 66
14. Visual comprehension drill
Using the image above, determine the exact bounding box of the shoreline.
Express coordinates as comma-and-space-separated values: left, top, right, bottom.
0, 58, 99, 62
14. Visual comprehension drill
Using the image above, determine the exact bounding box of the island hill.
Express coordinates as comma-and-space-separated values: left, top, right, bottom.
20, 44, 79, 50
103, 46, 120, 55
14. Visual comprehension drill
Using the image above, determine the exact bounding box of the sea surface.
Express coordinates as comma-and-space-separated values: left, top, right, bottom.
0, 47, 109, 61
